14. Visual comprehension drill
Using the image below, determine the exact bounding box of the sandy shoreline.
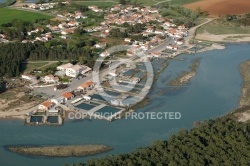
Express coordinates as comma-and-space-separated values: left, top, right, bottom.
196, 32, 250, 43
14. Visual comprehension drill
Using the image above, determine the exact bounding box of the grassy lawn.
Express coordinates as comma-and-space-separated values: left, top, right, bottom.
76, 1, 118, 8
196, 19, 250, 35
0, 8, 52, 25
23, 62, 49, 72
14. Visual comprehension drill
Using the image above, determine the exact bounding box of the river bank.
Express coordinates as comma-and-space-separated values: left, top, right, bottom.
7, 145, 112, 157
236, 61, 250, 122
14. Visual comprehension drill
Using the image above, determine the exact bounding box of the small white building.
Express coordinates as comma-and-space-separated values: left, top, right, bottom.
51, 97, 65, 105
57, 63, 73, 71
38, 101, 54, 111
77, 81, 95, 90
83, 95, 91, 101
42, 74, 59, 83
100, 51, 110, 57
21, 73, 36, 81
94, 42, 106, 49
124, 38, 131, 43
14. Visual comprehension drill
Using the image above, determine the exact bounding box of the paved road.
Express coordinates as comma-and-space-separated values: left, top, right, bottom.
148, 37, 175, 53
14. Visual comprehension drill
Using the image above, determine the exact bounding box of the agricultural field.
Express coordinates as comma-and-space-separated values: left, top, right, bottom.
0, 8, 52, 25
196, 19, 250, 35
184, 0, 250, 17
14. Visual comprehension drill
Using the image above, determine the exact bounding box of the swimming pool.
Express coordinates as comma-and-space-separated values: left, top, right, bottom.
30, 116, 43, 123
105, 90, 121, 96
123, 69, 136, 77
76, 103, 97, 110
135, 71, 145, 78
47, 116, 58, 123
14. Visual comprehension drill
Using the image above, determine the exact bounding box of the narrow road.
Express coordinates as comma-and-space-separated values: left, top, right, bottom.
185, 18, 216, 45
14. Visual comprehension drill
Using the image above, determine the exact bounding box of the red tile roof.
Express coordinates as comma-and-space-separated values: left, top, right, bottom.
62, 92, 74, 99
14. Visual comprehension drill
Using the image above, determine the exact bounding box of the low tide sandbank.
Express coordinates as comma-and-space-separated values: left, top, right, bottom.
7, 145, 112, 157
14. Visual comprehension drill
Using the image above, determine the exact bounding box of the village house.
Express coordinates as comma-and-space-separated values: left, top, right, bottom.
38, 101, 54, 111
154, 29, 165, 36
124, 38, 132, 43
166, 44, 178, 50
48, 25, 60, 32
99, 32, 109, 38
81, 65, 92, 75
68, 21, 78, 27
178, 25, 186, 30
94, 42, 106, 49
88, 6, 103, 12
57, 63, 73, 71
42, 74, 59, 83
77, 81, 95, 90
146, 26, 154, 33
58, 22, 68, 29
150, 52, 161, 58
61, 28, 75, 35
21, 73, 36, 82
176, 38, 184, 45
65, 65, 83, 77
62, 92, 74, 101
100, 51, 110, 57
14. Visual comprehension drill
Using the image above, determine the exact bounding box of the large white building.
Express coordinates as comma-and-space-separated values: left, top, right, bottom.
66, 65, 83, 77
65, 65, 91, 78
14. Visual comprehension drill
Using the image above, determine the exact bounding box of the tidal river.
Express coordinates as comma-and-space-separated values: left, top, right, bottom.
0, 44, 249, 166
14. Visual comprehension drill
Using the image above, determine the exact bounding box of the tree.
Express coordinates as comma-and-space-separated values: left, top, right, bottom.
119, 0, 126, 5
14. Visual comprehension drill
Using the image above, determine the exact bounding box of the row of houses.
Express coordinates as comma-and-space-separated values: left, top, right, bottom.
102, 5, 160, 26
88, 6, 103, 13
23, 1, 70, 11
38, 80, 95, 111
22, 63, 92, 85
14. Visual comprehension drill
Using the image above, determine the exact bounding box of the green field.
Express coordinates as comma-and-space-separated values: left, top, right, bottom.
197, 19, 250, 35
23, 62, 49, 71
74, 0, 199, 7
0, 8, 53, 25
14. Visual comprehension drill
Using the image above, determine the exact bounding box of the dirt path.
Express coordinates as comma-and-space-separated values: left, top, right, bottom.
185, 18, 216, 45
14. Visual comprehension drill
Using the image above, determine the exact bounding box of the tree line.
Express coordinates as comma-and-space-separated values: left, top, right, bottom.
68, 112, 250, 166
0, 42, 97, 77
